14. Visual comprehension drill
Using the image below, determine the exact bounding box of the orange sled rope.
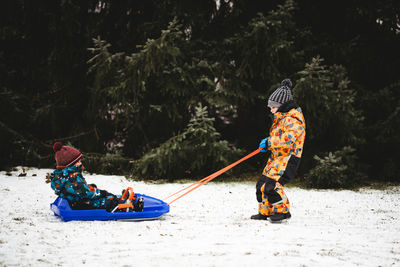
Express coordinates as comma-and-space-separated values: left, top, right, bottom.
166, 148, 262, 206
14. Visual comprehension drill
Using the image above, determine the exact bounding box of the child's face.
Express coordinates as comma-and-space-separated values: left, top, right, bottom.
74, 160, 82, 167
270, 107, 279, 114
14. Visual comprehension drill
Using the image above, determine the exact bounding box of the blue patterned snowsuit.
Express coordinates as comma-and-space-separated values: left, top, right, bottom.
50, 165, 114, 209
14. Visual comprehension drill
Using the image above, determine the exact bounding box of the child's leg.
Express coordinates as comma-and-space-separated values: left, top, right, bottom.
256, 176, 271, 215
260, 178, 290, 215
259, 183, 272, 215
256, 176, 268, 204
270, 182, 290, 214
104, 192, 144, 212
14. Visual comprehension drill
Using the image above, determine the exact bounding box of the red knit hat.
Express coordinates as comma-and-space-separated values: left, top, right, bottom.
53, 142, 82, 168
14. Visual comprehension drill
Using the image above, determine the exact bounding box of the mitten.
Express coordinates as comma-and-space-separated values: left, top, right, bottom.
259, 138, 268, 152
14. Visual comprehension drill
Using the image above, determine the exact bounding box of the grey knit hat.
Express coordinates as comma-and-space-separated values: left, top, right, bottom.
268, 79, 293, 108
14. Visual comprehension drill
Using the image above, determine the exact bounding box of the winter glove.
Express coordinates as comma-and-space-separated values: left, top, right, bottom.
99, 190, 109, 198
259, 138, 268, 152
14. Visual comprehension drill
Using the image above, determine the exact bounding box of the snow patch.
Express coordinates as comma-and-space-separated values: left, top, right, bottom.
1, 167, 399, 266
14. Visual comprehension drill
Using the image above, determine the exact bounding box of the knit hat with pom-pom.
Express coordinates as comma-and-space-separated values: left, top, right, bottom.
268, 79, 294, 108
53, 142, 82, 168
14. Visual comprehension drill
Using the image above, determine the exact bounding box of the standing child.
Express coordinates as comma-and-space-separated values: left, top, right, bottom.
47, 142, 143, 212
251, 79, 306, 223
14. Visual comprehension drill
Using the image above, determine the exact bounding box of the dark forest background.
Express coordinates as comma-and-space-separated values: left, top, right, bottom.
1, 0, 399, 188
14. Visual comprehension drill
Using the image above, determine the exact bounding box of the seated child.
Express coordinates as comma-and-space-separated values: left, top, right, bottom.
46, 142, 143, 212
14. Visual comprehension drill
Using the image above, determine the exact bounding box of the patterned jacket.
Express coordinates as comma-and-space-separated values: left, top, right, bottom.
50, 165, 107, 208
262, 101, 306, 185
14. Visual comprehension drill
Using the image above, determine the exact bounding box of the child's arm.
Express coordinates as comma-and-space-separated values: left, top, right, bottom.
63, 172, 102, 200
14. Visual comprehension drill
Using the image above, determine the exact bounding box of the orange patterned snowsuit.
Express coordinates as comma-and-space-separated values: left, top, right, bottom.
258, 102, 306, 216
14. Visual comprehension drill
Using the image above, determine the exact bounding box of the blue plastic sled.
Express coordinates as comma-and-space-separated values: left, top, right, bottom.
50, 193, 169, 222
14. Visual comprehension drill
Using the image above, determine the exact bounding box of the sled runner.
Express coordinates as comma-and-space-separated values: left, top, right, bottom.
50, 193, 169, 222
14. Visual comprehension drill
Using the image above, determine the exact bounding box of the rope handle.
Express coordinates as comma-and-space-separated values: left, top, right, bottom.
166, 148, 262, 206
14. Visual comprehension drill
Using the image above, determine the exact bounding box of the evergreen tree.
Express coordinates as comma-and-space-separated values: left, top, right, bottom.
293, 56, 364, 178
360, 81, 400, 181
131, 105, 243, 180
1, 0, 399, 183
305, 146, 365, 189
294, 56, 364, 149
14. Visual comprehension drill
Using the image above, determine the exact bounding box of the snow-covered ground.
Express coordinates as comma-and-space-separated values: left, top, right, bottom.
1, 167, 399, 266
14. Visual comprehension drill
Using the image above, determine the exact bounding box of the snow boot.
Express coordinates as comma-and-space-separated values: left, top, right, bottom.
269, 212, 291, 223
250, 213, 269, 220
134, 197, 144, 212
